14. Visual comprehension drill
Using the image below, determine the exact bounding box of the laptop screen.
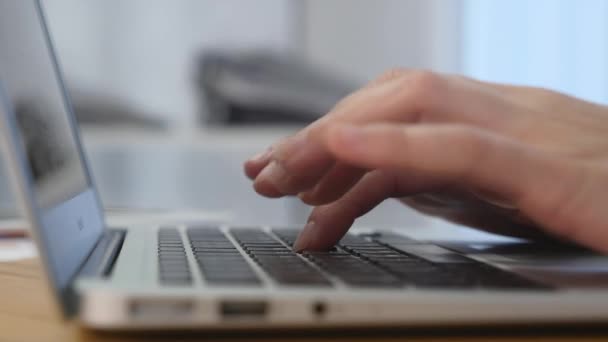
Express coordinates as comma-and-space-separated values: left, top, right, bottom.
0, 3, 89, 207
0, 1, 104, 314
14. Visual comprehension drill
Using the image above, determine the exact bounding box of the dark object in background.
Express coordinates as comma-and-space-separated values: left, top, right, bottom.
197, 51, 357, 125
70, 89, 166, 130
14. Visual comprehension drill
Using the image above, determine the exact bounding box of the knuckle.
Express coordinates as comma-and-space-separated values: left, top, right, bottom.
531, 164, 593, 241
400, 70, 443, 113
461, 128, 488, 155
272, 165, 302, 194
408, 70, 441, 94
450, 126, 492, 178
372, 68, 409, 85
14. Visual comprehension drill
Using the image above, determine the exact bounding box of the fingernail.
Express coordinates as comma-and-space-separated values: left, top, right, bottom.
274, 133, 309, 165
293, 221, 316, 252
248, 147, 272, 164
256, 161, 289, 187
297, 191, 313, 202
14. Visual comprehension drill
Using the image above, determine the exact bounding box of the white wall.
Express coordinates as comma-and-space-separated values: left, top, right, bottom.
43, 0, 465, 128
42, 1, 608, 126
304, 0, 608, 105
43, 0, 294, 128
303, 0, 464, 82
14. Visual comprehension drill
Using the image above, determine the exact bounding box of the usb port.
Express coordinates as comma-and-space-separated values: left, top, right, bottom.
130, 300, 193, 320
219, 300, 267, 318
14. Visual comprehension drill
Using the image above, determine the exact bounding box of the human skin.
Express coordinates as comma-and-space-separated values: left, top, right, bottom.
243, 69, 608, 253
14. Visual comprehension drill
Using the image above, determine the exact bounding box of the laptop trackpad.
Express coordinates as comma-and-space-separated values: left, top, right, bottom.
499, 257, 608, 288
437, 241, 608, 288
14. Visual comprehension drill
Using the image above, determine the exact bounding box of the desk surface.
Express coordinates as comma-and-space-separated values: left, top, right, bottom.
2, 259, 608, 342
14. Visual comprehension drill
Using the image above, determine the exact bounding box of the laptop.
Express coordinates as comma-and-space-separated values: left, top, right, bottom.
1, 0, 608, 331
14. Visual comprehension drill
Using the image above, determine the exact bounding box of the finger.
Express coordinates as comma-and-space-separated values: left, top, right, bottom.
245, 69, 409, 188
254, 71, 523, 197
326, 123, 603, 249
298, 163, 366, 205
364, 67, 412, 88
252, 132, 331, 197
252, 74, 422, 196
252, 77, 406, 196
244, 147, 273, 180
293, 170, 396, 252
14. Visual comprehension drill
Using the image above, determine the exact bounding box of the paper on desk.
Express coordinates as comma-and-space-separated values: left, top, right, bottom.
0, 217, 33, 261
0, 218, 28, 235
0, 238, 36, 262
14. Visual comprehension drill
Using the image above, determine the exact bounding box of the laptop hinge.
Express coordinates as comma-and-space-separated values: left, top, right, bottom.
78, 228, 126, 278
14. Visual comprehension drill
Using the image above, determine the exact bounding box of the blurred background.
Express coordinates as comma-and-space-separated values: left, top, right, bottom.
2, 0, 608, 231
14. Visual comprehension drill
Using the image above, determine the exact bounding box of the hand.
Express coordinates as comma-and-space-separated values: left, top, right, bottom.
244, 69, 608, 253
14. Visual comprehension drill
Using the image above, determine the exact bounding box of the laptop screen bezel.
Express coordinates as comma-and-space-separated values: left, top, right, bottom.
0, 0, 106, 317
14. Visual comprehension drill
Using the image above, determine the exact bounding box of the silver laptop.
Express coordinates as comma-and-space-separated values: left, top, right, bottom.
1, 0, 608, 331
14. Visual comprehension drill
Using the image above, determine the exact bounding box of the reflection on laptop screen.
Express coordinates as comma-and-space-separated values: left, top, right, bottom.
0, 1, 104, 304
0, 1, 88, 207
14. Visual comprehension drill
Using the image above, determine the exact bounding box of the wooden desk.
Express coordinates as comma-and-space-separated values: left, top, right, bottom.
1, 258, 607, 342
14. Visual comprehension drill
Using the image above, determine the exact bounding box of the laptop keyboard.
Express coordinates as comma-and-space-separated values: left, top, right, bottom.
157, 226, 550, 290
231, 229, 330, 286
187, 228, 260, 285
158, 228, 192, 285
274, 230, 402, 287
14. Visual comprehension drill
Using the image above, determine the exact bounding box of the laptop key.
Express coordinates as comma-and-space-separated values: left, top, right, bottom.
186, 227, 262, 286
157, 228, 192, 286
337, 234, 538, 289
271, 228, 300, 245
439, 263, 551, 290
371, 238, 551, 289
335, 234, 482, 288
304, 250, 402, 288
230, 228, 332, 286
206, 276, 260, 285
